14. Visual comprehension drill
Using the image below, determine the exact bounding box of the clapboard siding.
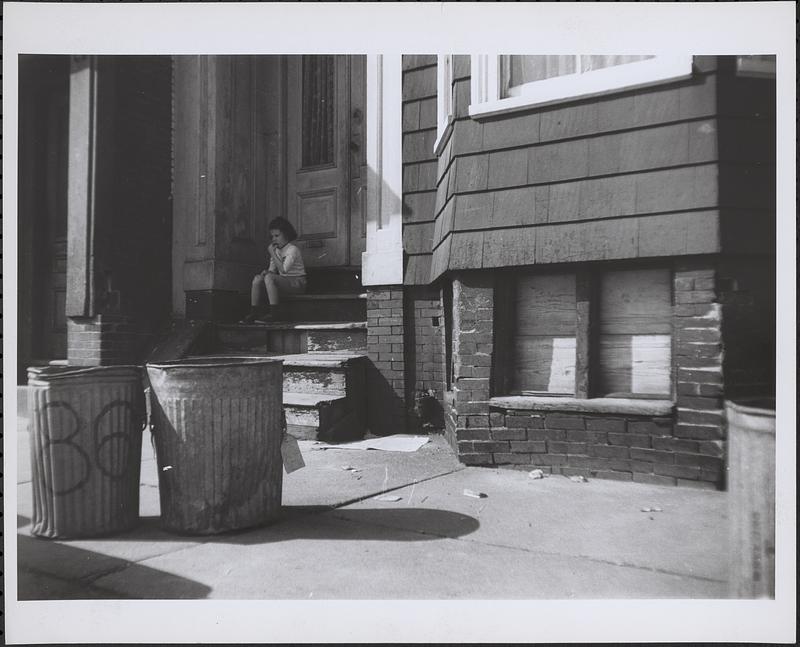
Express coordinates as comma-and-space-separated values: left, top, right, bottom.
428, 57, 738, 281
402, 56, 438, 285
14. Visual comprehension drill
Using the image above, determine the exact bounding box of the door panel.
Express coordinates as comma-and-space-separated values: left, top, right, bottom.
285, 55, 367, 268
287, 55, 350, 267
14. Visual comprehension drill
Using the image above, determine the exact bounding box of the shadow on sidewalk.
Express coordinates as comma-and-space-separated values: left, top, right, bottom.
30, 506, 481, 545
17, 532, 213, 600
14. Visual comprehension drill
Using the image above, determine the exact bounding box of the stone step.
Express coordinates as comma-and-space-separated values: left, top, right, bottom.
282, 392, 359, 442
281, 292, 367, 322
216, 321, 367, 354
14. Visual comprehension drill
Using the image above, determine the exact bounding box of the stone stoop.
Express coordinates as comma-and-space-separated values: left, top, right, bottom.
192, 351, 368, 443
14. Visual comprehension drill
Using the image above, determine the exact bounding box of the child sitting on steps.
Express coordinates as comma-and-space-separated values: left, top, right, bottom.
242, 217, 307, 323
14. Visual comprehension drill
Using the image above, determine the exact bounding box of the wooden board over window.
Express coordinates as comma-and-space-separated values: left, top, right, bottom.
513, 273, 576, 394
598, 268, 672, 396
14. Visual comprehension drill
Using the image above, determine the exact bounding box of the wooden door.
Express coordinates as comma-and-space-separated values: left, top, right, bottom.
287, 55, 365, 268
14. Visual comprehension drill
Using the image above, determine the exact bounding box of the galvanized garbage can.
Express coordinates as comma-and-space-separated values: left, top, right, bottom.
146, 357, 284, 535
28, 365, 146, 539
726, 398, 775, 598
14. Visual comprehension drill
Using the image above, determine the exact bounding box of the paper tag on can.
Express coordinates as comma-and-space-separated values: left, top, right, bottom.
281, 435, 305, 473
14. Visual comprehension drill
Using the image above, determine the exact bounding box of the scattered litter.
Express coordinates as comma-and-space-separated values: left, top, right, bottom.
312, 434, 430, 453
341, 465, 361, 473
375, 494, 402, 502
419, 496, 428, 504
568, 475, 588, 483
162, 465, 173, 472
640, 506, 663, 513
463, 489, 488, 499
528, 469, 545, 480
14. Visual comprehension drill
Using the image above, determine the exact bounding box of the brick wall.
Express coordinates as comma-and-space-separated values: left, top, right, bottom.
67, 315, 151, 366
366, 286, 407, 435
404, 285, 445, 429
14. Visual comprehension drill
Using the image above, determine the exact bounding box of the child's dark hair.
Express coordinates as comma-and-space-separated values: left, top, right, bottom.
268, 217, 298, 242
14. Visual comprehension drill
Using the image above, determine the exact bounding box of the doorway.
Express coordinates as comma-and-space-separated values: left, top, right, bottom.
18, 56, 70, 378
286, 55, 366, 269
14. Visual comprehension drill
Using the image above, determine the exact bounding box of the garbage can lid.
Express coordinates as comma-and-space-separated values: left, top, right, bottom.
27, 364, 143, 385
146, 356, 283, 370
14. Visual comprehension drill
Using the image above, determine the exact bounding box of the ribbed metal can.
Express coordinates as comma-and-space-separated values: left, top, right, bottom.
146, 357, 284, 535
726, 398, 775, 598
27, 365, 146, 539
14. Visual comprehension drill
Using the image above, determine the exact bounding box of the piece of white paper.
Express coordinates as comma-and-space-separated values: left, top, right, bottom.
312, 434, 430, 452
281, 435, 305, 473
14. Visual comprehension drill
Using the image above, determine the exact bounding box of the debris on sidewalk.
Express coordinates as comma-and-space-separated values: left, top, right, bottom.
463, 489, 488, 499
162, 465, 173, 472
310, 434, 430, 453
568, 475, 588, 483
341, 465, 361, 472
640, 506, 663, 513
528, 469, 545, 480
375, 494, 402, 502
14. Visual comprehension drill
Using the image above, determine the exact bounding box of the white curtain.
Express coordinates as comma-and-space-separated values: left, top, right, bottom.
502, 55, 655, 97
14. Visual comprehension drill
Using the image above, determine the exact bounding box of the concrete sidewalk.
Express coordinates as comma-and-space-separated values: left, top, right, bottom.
15, 412, 730, 600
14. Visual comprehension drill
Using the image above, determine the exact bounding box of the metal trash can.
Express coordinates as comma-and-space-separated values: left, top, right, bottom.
28, 365, 146, 539
146, 356, 284, 535
726, 398, 775, 598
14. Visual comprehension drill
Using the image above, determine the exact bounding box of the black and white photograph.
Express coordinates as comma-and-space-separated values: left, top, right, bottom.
3, 3, 796, 644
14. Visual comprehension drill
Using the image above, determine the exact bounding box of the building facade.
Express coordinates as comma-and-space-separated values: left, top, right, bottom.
18, 54, 776, 488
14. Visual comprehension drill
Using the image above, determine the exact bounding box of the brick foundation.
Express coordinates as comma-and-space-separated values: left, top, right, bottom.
441, 261, 734, 489
366, 286, 407, 435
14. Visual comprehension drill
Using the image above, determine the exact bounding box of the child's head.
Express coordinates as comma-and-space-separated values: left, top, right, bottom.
267, 217, 298, 246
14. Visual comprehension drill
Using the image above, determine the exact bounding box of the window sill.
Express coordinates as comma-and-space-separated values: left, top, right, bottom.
489, 396, 674, 417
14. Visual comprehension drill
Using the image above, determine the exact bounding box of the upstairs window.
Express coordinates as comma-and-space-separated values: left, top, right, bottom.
471, 54, 694, 118
497, 266, 672, 399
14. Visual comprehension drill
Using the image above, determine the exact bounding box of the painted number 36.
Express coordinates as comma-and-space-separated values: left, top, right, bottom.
40, 400, 144, 496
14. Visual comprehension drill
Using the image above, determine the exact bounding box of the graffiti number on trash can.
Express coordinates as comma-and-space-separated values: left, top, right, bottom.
41, 401, 92, 496
39, 399, 143, 495
93, 400, 137, 479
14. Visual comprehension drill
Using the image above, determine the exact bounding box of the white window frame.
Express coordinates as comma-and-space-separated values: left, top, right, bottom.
433, 54, 454, 155
469, 55, 695, 119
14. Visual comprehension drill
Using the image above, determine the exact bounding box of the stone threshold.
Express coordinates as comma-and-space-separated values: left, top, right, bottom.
489, 396, 674, 416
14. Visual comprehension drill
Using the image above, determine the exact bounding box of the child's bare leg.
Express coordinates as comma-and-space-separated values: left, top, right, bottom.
264, 272, 281, 305
251, 274, 265, 306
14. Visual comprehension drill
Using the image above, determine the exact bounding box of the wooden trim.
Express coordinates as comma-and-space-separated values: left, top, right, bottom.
490, 395, 674, 416
575, 270, 593, 399
491, 271, 514, 397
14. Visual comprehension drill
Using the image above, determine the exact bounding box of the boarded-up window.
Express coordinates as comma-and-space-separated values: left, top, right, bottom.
512, 274, 576, 394
598, 269, 672, 396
